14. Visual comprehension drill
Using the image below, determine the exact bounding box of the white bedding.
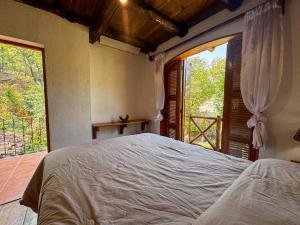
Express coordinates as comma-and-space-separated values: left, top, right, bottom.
193, 159, 300, 225
21, 133, 251, 225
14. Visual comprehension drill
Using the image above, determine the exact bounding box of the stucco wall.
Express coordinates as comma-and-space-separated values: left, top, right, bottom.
0, 0, 92, 150
265, 0, 300, 161
155, 0, 300, 161
89, 43, 156, 140
0, 0, 157, 148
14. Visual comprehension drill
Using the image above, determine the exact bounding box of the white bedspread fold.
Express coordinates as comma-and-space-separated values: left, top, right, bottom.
193, 159, 300, 225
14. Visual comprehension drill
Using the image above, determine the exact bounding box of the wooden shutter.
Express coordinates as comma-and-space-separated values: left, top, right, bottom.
161, 60, 184, 140
222, 36, 258, 161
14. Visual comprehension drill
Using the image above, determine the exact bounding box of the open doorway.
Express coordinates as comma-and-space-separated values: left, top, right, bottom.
184, 43, 227, 150
0, 38, 49, 205
161, 35, 258, 161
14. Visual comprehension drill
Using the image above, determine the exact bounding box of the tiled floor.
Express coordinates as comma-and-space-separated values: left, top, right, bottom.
0, 152, 47, 205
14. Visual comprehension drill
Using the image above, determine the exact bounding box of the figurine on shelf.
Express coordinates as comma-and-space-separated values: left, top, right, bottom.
119, 115, 129, 123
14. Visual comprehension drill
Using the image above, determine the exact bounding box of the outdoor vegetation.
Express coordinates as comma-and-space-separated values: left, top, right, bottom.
0, 43, 47, 157
184, 45, 226, 149
187, 57, 225, 117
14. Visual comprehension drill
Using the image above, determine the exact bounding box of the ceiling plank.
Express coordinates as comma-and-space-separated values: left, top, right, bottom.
89, 1, 120, 44
142, 0, 225, 42
15, 0, 241, 53
221, 0, 244, 11
15, 0, 91, 26
104, 27, 157, 53
187, 1, 227, 27
128, 0, 188, 37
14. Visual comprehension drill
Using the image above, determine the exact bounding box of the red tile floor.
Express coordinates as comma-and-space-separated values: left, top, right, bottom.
0, 152, 47, 205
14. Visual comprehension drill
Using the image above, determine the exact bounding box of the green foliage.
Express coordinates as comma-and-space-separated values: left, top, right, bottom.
0, 43, 47, 153
184, 56, 226, 148
0, 44, 43, 82
187, 57, 225, 117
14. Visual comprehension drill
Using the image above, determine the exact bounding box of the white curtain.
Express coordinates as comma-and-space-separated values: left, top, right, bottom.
241, 0, 284, 150
154, 53, 166, 121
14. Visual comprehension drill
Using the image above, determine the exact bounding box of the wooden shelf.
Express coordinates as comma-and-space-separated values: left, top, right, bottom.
92, 119, 150, 139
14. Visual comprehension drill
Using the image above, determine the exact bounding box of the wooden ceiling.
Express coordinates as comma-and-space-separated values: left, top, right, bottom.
15, 0, 243, 53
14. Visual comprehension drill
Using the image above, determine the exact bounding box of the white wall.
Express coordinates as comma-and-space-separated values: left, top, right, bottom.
265, 0, 300, 161
154, 0, 300, 161
0, 0, 92, 150
89, 43, 156, 140
0, 0, 157, 148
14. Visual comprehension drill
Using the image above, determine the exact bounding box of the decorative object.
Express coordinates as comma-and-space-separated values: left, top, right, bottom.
240, 0, 284, 150
119, 115, 129, 123
293, 128, 300, 142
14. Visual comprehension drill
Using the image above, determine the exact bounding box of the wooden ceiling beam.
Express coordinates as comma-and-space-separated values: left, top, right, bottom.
186, 0, 244, 28
89, 1, 120, 44
141, 1, 225, 44
104, 27, 157, 53
187, 1, 227, 27
128, 0, 188, 37
15, 0, 91, 26
220, 0, 244, 11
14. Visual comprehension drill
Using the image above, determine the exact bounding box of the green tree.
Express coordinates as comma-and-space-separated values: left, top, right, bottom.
184, 56, 226, 148
187, 57, 225, 117
0, 43, 47, 153
0, 44, 43, 82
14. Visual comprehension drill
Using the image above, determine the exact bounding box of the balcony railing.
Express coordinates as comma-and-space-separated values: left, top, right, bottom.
187, 115, 223, 151
0, 117, 47, 159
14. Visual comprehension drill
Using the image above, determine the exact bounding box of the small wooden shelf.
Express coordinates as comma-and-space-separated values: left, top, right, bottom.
92, 119, 150, 139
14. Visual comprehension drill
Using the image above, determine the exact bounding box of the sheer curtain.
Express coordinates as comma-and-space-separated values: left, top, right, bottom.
154, 53, 166, 121
241, 0, 284, 150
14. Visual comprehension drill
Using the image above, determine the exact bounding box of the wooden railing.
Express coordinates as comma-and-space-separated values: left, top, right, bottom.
188, 115, 222, 151
0, 117, 47, 159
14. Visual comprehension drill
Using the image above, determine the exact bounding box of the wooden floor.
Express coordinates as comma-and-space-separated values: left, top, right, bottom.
0, 200, 36, 225
0, 152, 47, 205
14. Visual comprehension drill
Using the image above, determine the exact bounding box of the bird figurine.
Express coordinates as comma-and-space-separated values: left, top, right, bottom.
119, 115, 129, 123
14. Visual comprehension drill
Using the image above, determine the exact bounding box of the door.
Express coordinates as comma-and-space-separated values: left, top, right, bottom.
160, 59, 184, 140
0, 38, 49, 205
221, 36, 258, 161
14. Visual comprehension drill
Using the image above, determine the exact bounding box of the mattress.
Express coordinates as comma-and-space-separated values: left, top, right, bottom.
21, 133, 251, 225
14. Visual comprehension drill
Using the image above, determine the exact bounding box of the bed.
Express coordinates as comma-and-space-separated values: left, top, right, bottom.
20, 133, 300, 225
21, 133, 250, 225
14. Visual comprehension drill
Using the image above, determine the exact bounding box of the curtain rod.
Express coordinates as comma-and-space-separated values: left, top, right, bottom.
149, 0, 284, 61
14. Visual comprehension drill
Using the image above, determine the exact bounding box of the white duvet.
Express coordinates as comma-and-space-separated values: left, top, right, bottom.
21, 133, 250, 225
